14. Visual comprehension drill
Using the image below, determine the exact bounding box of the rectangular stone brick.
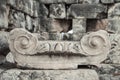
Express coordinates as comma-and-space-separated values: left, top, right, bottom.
67, 4, 107, 19
49, 4, 66, 18
39, 0, 78, 4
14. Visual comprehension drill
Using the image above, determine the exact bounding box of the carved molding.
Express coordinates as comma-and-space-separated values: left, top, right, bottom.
8, 28, 111, 69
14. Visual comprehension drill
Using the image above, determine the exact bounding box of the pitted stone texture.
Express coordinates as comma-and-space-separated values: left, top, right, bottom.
39, 0, 78, 4
104, 34, 120, 64
79, 0, 99, 4
7, 0, 39, 17
108, 3, 120, 19
50, 4, 66, 18
107, 19, 120, 33
67, 4, 107, 19
101, 0, 114, 4
0, 0, 8, 29
0, 69, 99, 80
9, 9, 39, 32
98, 64, 120, 80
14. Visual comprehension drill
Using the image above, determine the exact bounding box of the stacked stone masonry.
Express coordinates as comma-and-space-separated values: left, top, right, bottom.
0, 0, 120, 80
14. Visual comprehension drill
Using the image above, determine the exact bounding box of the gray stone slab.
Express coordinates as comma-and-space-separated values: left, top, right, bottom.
0, 69, 99, 80
67, 4, 107, 19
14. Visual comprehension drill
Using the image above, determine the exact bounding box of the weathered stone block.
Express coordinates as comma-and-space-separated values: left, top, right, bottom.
7, 0, 39, 17
78, 0, 99, 4
0, 0, 8, 29
101, 0, 114, 4
67, 4, 107, 19
39, 0, 78, 4
107, 19, 120, 33
0, 69, 99, 80
50, 4, 66, 18
9, 9, 39, 32
108, 3, 120, 19
73, 18, 86, 33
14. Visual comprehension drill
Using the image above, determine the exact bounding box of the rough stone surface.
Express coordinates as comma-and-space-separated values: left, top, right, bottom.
107, 19, 120, 33
67, 4, 107, 19
0, 31, 9, 56
50, 4, 66, 18
108, 3, 120, 19
8, 9, 39, 32
6, 52, 15, 63
73, 18, 86, 33
0, 0, 8, 29
79, 0, 99, 4
39, 0, 78, 4
104, 34, 120, 64
38, 4, 48, 18
7, 0, 39, 17
101, 0, 114, 4
98, 64, 120, 80
0, 69, 99, 80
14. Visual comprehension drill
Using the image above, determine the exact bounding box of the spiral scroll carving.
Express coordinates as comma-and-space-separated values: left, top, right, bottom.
9, 28, 38, 55
81, 30, 110, 56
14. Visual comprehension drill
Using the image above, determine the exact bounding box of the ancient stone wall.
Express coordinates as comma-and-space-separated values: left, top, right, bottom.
0, 0, 120, 80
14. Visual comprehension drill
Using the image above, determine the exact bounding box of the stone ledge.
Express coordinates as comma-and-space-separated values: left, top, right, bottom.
0, 69, 99, 80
